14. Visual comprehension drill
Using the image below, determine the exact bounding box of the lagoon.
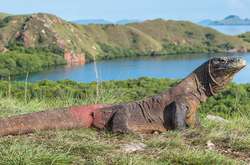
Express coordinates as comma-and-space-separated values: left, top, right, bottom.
17, 53, 250, 84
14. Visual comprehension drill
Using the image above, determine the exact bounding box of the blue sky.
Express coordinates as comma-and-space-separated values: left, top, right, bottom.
0, 0, 250, 21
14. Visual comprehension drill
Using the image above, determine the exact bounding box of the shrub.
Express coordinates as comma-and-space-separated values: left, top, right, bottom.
0, 49, 66, 78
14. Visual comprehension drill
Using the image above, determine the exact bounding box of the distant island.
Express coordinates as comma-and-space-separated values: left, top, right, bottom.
72, 19, 140, 25
72, 19, 112, 25
200, 15, 250, 25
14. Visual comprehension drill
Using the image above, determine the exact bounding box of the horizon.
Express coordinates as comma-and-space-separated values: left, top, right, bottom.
1, 11, 249, 23
0, 0, 250, 22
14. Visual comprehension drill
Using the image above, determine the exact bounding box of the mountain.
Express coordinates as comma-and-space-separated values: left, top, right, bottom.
72, 19, 112, 25
0, 13, 250, 76
116, 19, 140, 25
198, 19, 213, 25
200, 15, 250, 25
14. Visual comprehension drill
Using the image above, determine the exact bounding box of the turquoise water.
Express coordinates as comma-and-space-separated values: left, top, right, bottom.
17, 53, 250, 84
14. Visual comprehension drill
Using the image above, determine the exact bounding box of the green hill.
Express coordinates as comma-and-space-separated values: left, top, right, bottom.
239, 32, 250, 43
0, 12, 10, 20
0, 13, 250, 77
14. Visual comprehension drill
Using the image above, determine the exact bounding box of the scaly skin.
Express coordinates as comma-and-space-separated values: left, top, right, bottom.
0, 57, 246, 136
92, 57, 246, 133
0, 104, 111, 136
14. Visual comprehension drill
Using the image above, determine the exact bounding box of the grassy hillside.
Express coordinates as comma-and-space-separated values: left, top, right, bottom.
0, 77, 249, 164
239, 32, 250, 43
130, 19, 250, 53
0, 13, 250, 77
0, 12, 10, 20
0, 13, 249, 59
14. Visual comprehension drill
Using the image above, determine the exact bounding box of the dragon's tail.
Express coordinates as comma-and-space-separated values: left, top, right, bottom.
0, 104, 110, 137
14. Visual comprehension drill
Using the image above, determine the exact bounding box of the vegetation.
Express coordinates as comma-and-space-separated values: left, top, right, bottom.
98, 43, 142, 59
0, 77, 250, 116
0, 12, 10, 20
0, 13, 249, 76
239, 32, 250, 43
0, 47, 66, 78
0, 77, 250, 164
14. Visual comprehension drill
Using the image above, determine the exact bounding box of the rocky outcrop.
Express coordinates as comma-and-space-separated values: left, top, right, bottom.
64, 51, 85, 65
228, 47, 248, 53
13, 13, 86, 65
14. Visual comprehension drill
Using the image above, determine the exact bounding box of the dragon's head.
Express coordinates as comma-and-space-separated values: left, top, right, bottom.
195, 57, 246, 96
209, 57, 246, 84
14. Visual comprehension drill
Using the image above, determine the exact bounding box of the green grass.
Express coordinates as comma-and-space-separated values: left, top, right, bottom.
239, 32, 250, 43
0, 12, 10, 20
0, 97, 248, 164
0, 48, 66, 77
0, 78, 250, 164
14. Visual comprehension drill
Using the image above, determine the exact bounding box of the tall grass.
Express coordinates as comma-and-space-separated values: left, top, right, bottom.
92, 54, 100, 103
24, 72, 29, 103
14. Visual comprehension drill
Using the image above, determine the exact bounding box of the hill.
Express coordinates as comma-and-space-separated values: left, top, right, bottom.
200, 15, 250, 25
0, 13, 250, 77
239, 32, 250, 43
0, 12, 10, 20
198, 19, 213, 25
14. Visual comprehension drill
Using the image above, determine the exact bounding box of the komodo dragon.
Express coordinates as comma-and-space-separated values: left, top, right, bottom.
0, 57, 246, 136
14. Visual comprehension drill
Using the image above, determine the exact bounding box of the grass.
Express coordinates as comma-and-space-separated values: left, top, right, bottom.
0, 12, 10, 20
239, 32, 250, 43
0, 88, 249, 164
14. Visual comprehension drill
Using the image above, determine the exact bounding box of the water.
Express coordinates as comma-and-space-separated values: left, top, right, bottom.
17, 53, 250, 84
207, 25, 250, 35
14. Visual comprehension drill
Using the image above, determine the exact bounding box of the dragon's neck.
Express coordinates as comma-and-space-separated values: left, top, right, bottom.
160, 62, 217, 103
147, 62, 229, 107
156, 73, 208, 106
176, 73, 208, 102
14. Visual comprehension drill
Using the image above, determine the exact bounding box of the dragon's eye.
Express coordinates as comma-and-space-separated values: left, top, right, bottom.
217, 58, 227, 64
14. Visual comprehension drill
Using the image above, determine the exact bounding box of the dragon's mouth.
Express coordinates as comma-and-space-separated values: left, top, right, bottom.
227, 58, 247, 74
238, 58, 247, 68
218, 57, 247, 72
209, 57, 247, 72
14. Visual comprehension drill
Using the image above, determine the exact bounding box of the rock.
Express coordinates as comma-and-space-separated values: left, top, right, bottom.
207, 115, 229, 123
41, 29, 46, 34
121, 143, 146, 153
207, 140, 215, 150
153, 131, 160, 135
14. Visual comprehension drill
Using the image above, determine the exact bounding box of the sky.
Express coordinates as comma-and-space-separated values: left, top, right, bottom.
0, 0, 250, 22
